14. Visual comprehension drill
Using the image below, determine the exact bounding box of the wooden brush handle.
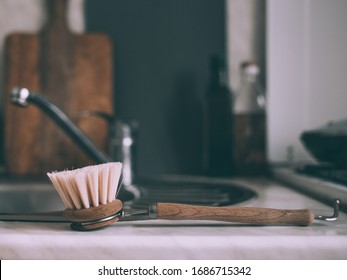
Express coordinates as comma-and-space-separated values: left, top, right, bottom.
157, 203, 314, 226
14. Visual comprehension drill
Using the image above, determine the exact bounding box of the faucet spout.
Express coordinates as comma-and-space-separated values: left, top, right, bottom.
11, 87, 112, 164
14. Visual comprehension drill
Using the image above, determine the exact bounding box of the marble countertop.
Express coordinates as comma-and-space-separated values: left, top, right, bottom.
1, 178, 347, 260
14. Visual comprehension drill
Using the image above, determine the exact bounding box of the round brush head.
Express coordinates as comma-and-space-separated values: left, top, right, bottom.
47, 162, 123, 231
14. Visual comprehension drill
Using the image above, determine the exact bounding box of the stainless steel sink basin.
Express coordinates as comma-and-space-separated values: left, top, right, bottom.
132, 175, 256, 209
0, 180, 64, 213
0, 175, 257, 214
0, 185, 61, 214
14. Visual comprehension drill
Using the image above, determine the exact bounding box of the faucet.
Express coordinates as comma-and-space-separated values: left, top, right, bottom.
10, 87, 139, 201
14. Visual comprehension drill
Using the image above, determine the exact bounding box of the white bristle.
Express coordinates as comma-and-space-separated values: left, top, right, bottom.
98, 164, 108, 204
47, 162, 123, 209
108, 163, 121, 202
75, 172, 90, 208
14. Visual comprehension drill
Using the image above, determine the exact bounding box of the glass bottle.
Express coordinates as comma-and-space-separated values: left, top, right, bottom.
233, 62, 267, 175
204, 55, 234, 177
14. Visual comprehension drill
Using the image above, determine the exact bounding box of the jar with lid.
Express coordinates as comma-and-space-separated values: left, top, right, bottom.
204, 55, 234, 177
233, 61, 267, 175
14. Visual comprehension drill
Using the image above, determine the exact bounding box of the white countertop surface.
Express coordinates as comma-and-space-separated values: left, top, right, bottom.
1, 178, 347, 260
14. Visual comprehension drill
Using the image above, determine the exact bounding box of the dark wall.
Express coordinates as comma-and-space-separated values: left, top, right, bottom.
85, 0, 226, 176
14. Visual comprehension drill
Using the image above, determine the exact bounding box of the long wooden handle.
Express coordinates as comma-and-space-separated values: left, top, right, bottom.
43, 0, 69, 32
157, 203, 315, 226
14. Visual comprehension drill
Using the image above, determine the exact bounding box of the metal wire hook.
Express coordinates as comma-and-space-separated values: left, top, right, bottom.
315, 199, 340, 221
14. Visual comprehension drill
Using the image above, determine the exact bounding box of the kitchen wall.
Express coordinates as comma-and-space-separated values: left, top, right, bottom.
226, 0, 266, 92
267, 0, 347, 164
85, 0, 228, 176
85, 0, 266, 176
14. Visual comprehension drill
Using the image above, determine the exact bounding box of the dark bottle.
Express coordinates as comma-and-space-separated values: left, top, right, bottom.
233, 61, 267, 175
204, 55, 234, 177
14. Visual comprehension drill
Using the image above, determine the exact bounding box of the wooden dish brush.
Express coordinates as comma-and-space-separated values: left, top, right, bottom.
44, 162, 335, 231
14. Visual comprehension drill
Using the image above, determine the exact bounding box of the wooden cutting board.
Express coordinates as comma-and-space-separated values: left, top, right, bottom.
3, 0, 113, 175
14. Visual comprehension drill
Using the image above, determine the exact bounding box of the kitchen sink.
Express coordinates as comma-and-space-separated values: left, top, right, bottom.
0, 175, 256, 214
131, 175, 257, 210
0, 180, 64, 213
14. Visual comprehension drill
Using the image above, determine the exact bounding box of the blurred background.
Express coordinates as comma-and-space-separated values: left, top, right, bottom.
0, 0, 346, 178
